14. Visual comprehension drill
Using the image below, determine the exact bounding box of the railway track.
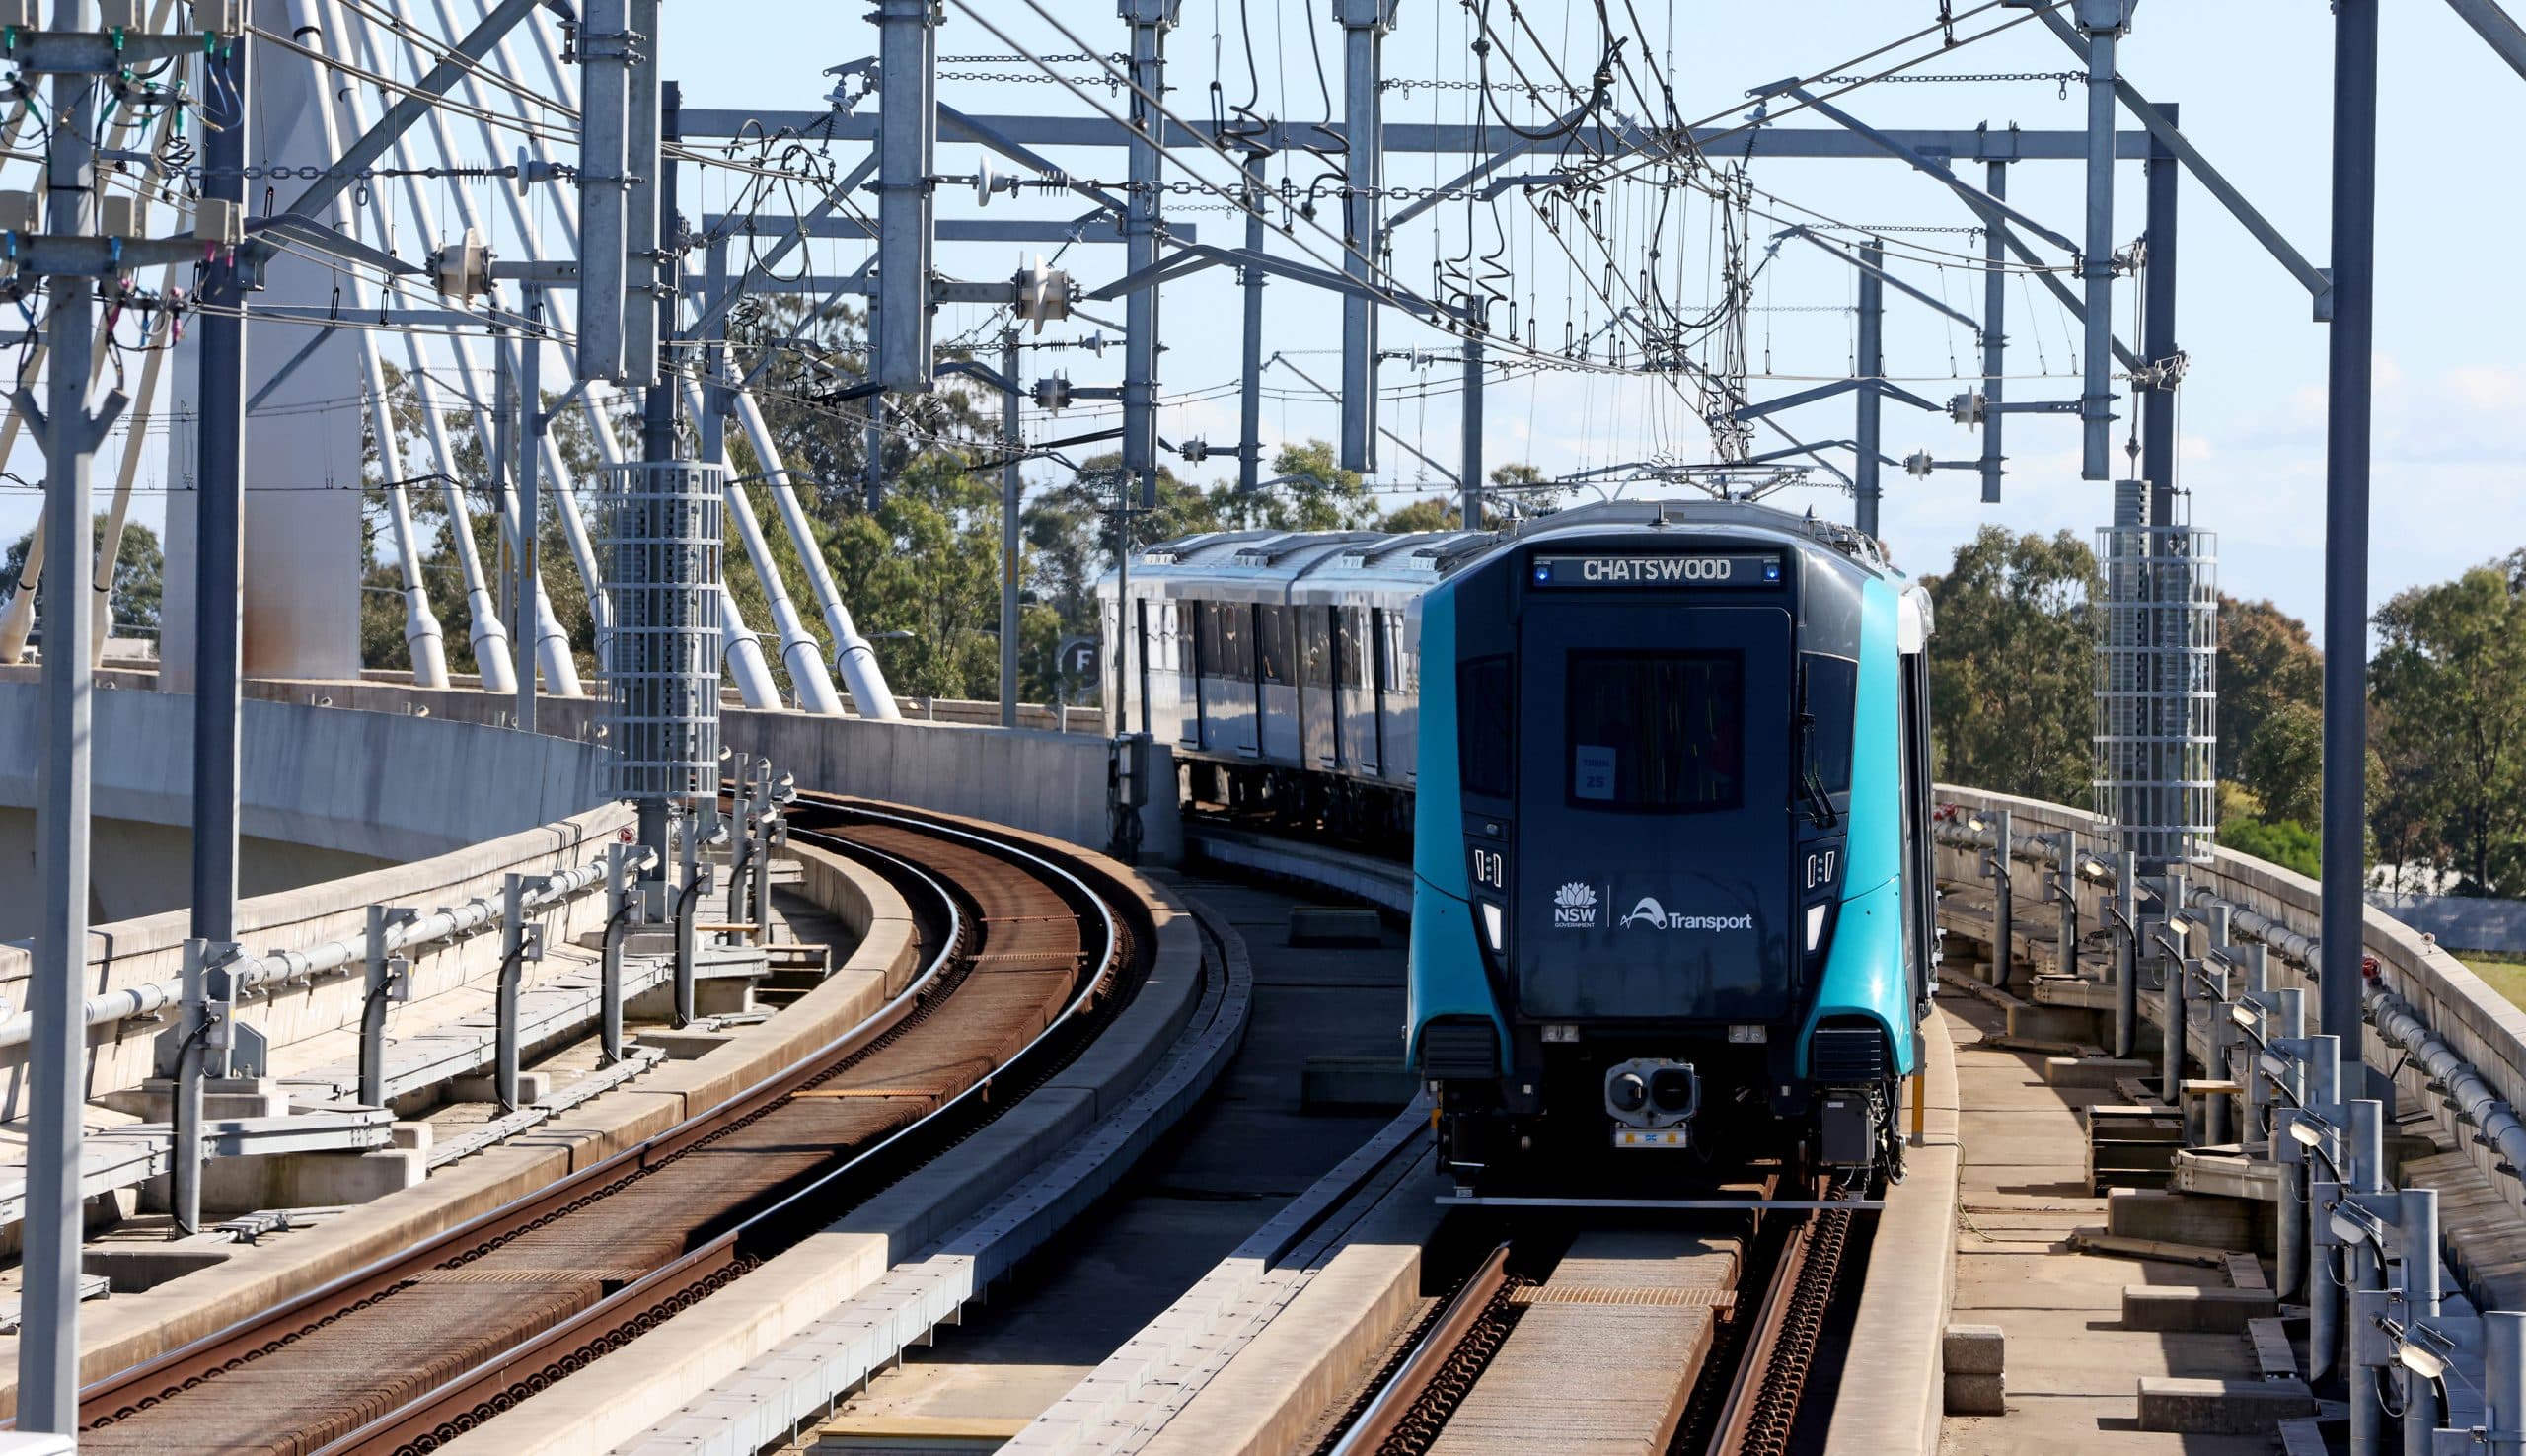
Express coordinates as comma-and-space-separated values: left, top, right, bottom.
1698, 1178, 1854, 1456
64, 799, 1148, 1456
1311, 1173, 1854, 1456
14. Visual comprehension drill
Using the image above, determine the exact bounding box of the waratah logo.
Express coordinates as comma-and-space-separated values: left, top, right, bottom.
1552, 882, 1598, 928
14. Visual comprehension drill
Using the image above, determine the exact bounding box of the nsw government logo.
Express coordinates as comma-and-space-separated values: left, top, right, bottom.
1551, 882, 1598, 929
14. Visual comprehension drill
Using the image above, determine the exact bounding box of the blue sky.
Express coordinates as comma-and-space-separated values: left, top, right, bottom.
8, 1, 2519, 651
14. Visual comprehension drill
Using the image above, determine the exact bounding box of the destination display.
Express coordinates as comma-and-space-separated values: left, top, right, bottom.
1527, 551, 1784, 589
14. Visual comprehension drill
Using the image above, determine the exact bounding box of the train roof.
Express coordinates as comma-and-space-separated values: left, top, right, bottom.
1503, 497, 1902, 579
1108, 525, 1500, 605
1099, 500, 1935, 655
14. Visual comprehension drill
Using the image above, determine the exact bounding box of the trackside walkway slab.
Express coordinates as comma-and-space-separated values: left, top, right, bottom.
1937, 991, 2269, 1455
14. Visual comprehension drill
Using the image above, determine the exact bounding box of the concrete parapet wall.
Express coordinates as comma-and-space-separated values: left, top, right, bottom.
223, 678, 1185, 862
1934, 783, 2526, 1231
0, 676, 609, 860
347, 668, 1111, 734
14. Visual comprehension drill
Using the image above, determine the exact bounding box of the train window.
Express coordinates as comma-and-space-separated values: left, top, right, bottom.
1257, 605, 1296, 686
1801, 654, 1859, 796
1218, 605, 1252, 680
1565, 652, 1745, 812
1300, 608, 1331, 688
1197, 602, 1224, 675
1338, 608, 1368, 688
1458, 655, 1514, 798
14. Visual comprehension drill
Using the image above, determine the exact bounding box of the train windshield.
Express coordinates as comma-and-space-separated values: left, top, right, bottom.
1565, 651, 1744, 812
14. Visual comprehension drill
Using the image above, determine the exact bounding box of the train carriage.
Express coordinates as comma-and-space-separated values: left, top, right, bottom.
1104, 527, 1490, 834
1101, 498, 1935, 1187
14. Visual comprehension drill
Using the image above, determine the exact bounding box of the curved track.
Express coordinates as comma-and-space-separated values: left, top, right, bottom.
68, 799, 1146, 1456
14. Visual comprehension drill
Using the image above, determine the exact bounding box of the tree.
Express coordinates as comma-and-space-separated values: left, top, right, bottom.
2220, 816, 2320, 879
1, 514, 163, 641
728, 296, 988, 516
1378, 467, 1550, 533
1379, 496, 1460, 533
1918, 526, 2100, 805
2218, 595, 2323, 787
828, 451, 1009, 700
2237, 698, 2323, 828
1485, 461, 1564, 515
1266, 439, 1376, 531
2371, 555, 2526, 896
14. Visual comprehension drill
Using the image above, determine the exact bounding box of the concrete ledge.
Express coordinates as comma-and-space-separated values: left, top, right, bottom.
1822, 1008, 1962, 1456
2044, 1056, 2153, 1088
1300, 1056, 1418, 1114
1287, 907, 1381, 947
1139, 1177, 1449, 1456
2108, 1189, 2267, 1252
2135, 1376, 2316, 1434
2004, 1003, 2096, 1044
2120, 1285, 2278, 1333
1010, 1101, 1431, 1454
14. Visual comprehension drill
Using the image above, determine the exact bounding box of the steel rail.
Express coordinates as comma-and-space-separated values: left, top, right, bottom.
1330, 1243, 1514, 1456
1703, 1177, 1852, 1456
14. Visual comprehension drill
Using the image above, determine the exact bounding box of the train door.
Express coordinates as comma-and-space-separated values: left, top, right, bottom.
1157, 600, 1197, 748
1384, 608, 1419, 783
1209, 603, 1258, 756
1257, 604, 1301, 763
1513, 597, 1797, 1021
1179, 599, 1206, 751
1132, 601, 1153, 736
1344, 606, 1381, 776
1301, 607, 1339, 767
1899, 646, 1936, 1010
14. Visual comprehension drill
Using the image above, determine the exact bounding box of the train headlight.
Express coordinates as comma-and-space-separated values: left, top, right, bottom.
1649, 1067, 1698, 1116
1805, 901, 1830, 954
1479, 901, 1505, 953
1608, 1072, 1647, 1112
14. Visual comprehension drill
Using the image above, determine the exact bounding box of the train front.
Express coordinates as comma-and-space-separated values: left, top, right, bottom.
1406, 510, 1917, 1188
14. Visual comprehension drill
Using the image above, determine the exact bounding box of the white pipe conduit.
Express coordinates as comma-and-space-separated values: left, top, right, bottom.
0, 850, 631, 1053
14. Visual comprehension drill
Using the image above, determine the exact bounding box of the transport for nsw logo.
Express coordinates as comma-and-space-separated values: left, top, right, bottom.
1552, 881, 1598, 929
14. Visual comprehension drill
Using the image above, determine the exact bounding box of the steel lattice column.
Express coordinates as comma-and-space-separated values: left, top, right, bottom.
1335, 0, 1392, 474
1121, 0, 1177, 507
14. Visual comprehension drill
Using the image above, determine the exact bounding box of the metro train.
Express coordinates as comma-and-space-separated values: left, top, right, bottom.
1100, 498, 1938, 1186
